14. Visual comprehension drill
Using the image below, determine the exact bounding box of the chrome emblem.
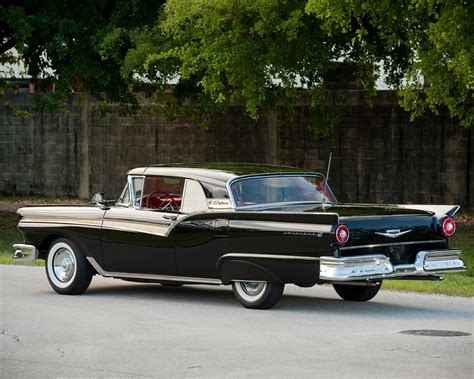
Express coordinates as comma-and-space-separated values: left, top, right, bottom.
375, 229, 412, 238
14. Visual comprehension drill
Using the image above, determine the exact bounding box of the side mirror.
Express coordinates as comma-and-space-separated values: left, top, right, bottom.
91, 192, 105, 204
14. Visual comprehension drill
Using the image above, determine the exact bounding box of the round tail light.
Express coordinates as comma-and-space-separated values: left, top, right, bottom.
442, 217, 456, 237
335, 224, 350, 244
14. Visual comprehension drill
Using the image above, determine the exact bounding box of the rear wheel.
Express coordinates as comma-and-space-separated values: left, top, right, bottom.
45, 238, 93, 295
333, 281, 382, 302
232, 281, 284, 309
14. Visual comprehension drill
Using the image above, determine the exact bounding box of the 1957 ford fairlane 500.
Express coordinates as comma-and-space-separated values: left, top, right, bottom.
13, 164, 465, 309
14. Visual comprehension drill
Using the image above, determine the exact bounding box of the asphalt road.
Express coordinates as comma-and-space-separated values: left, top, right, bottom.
1, 265, 472, 378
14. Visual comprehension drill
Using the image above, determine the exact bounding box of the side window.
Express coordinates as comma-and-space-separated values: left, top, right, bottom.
141, 176, 185, 212
131, 177, 144, 206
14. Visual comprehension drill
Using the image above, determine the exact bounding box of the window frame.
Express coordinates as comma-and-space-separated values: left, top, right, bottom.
227, 173, 338, 210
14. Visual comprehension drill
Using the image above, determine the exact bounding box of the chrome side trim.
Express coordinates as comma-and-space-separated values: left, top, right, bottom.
19, 219, 102, 229
339, 240, 444, 251
12, 244, 38, 263
86, 257, 222, 285
220, 253, 320, 261
229, 220, 332, 234
320, 249, 465, 281
102, 207, 177, 237
102, 220, 170, 237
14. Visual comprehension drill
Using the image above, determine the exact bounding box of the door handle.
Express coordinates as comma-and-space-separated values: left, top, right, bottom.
213, 219, 229, 236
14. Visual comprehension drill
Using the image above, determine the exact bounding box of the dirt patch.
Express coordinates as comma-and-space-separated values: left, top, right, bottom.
455, 213, 474, 226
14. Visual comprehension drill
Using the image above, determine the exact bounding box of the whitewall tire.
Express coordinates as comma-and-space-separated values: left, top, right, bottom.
232, 281, 284, 309
45, 239, 93, 295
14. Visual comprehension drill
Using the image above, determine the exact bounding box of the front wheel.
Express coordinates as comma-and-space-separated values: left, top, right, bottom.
333, 281, 382, 302
45, 238, 93, 295
232, 281, 284, 309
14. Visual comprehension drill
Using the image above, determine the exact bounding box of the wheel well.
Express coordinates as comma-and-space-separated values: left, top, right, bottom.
38, 234, 64, 260
38, 234, 97, 275
219, 260, 282, 285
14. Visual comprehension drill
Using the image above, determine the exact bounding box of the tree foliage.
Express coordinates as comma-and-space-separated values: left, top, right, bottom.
0, 0, 163, 110
1, 0, 472, 126
306, 0, 473, 126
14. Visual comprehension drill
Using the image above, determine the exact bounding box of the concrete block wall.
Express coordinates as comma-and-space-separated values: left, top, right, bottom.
277, 92, 472, 207
0, 95, 82, 197
0, 92, 472, 208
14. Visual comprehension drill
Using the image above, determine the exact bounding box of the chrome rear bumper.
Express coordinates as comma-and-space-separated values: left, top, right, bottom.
320, 250, 465, 281
12, 244, 38, 263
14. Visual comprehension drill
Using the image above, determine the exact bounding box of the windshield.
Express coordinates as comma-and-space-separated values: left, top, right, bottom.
230, 175, 336, 208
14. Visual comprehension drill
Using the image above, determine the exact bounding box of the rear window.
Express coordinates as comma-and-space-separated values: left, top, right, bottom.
230, 175, 336, 208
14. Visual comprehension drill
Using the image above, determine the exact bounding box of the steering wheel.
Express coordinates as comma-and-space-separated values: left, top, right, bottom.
145, 191, 180, 211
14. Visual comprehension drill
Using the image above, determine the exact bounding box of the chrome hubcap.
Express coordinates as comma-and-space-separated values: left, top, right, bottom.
53, 248, 76, 283
239, 282, 265, 296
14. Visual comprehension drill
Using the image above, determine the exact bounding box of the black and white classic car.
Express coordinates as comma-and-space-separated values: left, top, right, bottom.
13, 164, 465, 309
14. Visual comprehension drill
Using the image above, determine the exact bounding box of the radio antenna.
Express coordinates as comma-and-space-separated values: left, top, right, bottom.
322, 152, 332, 210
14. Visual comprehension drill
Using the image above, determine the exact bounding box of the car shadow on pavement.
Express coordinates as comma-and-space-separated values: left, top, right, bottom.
86, 281, 236, 306
83, 282, 472, 319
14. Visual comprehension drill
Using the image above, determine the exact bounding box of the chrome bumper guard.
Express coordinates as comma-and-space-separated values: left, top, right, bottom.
320, 250, 465, 281
12, 244, 38, 263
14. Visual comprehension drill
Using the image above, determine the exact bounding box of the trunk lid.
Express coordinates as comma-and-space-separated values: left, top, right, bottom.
333, 204, 451, 265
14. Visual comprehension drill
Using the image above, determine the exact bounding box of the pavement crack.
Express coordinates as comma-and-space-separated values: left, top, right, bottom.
0, 357, 154, 377
0, 330, 20, 344
384, 347, 418, 353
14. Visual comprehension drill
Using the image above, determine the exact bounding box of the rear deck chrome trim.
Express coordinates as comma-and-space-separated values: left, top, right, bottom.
86, 257, 222, 285
339, 240, 444, 251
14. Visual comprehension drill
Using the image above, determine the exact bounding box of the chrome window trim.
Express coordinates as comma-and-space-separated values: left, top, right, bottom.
128, 175, 145, 209
116, 184, 131, 207
86, 257, 222, 285
226, 173, 337, 210
233, 201, 330, 211
339, 240, 445, 251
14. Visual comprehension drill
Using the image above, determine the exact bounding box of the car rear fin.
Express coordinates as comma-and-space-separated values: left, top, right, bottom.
396, 204, 460, 217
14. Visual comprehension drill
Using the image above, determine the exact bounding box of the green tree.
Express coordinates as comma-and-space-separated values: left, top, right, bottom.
306, 0, 473, 126
1, 0, 163, 110
124, 0, 352, 126
128, 0, 471, 126
2, 0, 472, 127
